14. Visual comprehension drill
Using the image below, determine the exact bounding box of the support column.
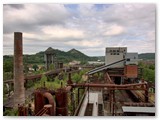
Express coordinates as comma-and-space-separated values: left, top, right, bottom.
109, 90, 112, 114
145, 84, 149, 102
14, 32, 25, 107
112, 90, 115, 116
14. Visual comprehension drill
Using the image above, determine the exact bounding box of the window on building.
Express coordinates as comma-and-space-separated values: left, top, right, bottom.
117, 53, 119, 55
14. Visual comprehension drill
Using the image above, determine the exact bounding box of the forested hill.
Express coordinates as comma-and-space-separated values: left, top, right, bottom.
3, 48, 100, 64
3, 48, 155, 64
138, 53, 155, 60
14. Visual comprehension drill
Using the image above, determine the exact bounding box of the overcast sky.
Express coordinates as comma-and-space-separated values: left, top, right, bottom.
3, 4, 155, 56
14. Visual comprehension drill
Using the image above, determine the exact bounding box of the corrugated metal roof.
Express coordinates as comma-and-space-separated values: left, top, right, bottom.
122, 106, 155, 113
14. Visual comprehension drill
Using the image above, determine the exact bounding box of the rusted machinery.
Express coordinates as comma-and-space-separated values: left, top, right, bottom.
55, 88, 68, 116
67, 80, 149, 115
33, 87, 69, 116
34, 88, 56, 116
18, 104, 28, 116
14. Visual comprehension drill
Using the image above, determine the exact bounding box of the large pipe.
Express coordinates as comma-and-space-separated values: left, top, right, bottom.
69, 83, 147, 88
14, 32, 25, 107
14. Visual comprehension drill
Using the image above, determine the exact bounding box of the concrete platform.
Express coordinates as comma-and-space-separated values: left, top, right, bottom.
78, 91, 103, 116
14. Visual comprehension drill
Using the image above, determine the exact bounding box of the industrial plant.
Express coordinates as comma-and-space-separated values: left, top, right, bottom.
3, 32, 155, 116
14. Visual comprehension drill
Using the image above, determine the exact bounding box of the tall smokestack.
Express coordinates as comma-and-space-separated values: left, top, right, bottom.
14, 32, 25, 107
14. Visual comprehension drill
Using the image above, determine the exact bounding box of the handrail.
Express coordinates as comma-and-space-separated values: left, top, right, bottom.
35, 107, 48, 116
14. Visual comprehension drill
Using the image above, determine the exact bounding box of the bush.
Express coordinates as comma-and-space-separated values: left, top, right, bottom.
3, 108, 18, 116
143, 68, 155, 83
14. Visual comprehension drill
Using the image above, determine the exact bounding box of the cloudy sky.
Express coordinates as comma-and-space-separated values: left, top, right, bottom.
3, 4, 155, 56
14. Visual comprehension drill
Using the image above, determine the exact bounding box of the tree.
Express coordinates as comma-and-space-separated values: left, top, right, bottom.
143, 68, 155, 83
3, 60, 13, 72
72, 73, 81, 83
149, 64, 155, 70
49, 64, 54, 70
32, 64, 38, 71
40, 74, 47, 84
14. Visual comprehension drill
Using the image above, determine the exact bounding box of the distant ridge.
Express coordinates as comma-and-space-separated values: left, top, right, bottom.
3, 47, 155, 64
138, 53, 155, 60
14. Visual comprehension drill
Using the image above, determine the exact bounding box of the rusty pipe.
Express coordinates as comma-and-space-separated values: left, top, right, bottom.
69, 83, 146, 88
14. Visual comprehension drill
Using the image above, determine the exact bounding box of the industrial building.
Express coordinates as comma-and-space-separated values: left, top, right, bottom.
44, 47, 57, 70
3, 33, 155, 116
44, 47, 63, 70
105, 47, 127, 67
105, 47, 138, 67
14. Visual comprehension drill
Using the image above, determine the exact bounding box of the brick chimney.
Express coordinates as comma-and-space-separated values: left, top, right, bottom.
14, 32, 25, 107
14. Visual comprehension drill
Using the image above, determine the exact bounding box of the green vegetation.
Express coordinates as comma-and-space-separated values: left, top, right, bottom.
72, 69, 89, 83
32, 64, 38, 71
49, 64, 55, 70
3, 108, 18, 116
3, 56, 14, 80
143, 68, 155, 83
33, 69, 88, 90
3, 72, 13, 80
139, 61, 155, 83
3, 48, 155, 71
138, 53, 155, 60
34, 72, 66, 90
3, 48, 102, 65
3, 60, 13, 73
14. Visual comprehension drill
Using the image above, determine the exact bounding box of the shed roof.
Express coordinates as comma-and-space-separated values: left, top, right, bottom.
122, 106, 155, 113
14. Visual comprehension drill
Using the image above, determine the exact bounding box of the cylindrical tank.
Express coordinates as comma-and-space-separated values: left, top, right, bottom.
55, 88, 68, 107
34, 91, 45, 114
56, 107, 68, 116
55, 88, 68, 116
18, 104, 28, 116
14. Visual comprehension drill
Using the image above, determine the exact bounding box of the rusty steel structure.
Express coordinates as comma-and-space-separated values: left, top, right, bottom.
34, 88, 56, 116
4, 67, 72, 85
55, 88, 68, 116
18, 104, 28, 116
67, 77, 149, 115
14, 32, 25, 107
33, 87, 69, 116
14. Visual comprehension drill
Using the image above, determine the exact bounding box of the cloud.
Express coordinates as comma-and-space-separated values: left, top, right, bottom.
5, 4, 25, 9
3, 4, 155, 56
104, 24, 125, 36
3, 4, 70, 34
65, 39, 103, 48
42, 26, 84, 39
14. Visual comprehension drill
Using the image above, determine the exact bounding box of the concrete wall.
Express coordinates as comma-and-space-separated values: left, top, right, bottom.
105, 47, 127, 67
126, 53, 138, 65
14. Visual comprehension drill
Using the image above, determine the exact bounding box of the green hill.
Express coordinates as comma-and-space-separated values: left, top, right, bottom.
138, 53, 155, 60
3, 48, 99, 64
3, 48, 155, 65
